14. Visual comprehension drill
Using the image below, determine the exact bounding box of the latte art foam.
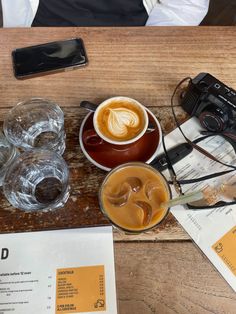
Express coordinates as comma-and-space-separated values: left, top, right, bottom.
95, 99, 147, 142
107, 108, 140, 137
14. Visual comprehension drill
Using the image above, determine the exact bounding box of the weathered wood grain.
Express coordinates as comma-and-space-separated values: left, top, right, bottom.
0, 27, 235, 109
115, 242, 236, 314
0, 107, 189, 240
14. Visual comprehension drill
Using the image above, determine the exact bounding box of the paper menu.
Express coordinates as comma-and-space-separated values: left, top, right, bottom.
161, 117, 236, 291
212, 226, 236, 277
0, 226, 117, 314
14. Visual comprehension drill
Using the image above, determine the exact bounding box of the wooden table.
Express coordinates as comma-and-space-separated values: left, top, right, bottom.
0, 27, 235, 313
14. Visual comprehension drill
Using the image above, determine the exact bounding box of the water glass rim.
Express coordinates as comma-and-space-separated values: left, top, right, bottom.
0, 131, 18, 170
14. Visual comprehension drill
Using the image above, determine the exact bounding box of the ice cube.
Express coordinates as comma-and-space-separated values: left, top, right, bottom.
135, 200, 152, 226
126, 177, 142, 192
144, 180, 162, 200
105, 182, 131, 207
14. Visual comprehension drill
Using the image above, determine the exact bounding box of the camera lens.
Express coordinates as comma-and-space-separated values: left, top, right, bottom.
199, 107, 229, 132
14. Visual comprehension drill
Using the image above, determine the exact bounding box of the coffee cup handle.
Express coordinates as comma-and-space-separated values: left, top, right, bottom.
83, 129, 104, 147
80, 101, 98, 112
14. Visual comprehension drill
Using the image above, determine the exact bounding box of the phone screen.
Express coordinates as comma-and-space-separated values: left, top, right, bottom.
12, 38, 88, 78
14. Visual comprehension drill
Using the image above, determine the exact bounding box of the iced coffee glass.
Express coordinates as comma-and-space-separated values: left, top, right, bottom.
99, 162, 171, 233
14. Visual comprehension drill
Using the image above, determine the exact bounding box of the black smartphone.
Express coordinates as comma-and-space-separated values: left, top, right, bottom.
12, 38, 88, 79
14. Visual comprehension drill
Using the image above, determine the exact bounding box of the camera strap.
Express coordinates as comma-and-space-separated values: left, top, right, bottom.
162, 77, 236, 209
162, 134, 236, 209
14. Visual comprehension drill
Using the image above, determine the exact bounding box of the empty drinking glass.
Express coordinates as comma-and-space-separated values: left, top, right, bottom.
3, 149, 70, 212
0, 131, 18, 186
3, 98, 65, 155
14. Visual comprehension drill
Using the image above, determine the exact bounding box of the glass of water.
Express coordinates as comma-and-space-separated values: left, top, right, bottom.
3, 98, 65, 155
0, 131, 18, 186
3, 149, 70, 212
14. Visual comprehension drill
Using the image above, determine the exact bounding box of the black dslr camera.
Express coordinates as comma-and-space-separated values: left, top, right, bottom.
181, 73, 236, 136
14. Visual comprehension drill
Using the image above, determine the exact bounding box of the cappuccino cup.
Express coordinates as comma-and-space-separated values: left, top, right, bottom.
93, 97, 149, 145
